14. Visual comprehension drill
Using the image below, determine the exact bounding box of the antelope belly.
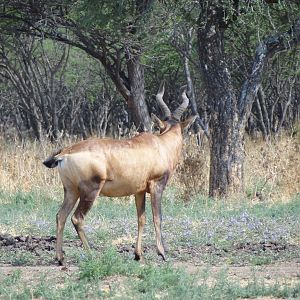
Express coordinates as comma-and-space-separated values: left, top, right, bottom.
100, 178, 147, 197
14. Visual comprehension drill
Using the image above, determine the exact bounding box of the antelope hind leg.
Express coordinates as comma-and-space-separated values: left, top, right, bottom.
149, 179, 167, 261
134, 192, 146, 261
71, 181, 104, 252
56, 188, 79, 265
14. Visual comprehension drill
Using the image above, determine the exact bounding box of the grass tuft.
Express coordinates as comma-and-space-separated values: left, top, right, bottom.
79, 247, 136, 280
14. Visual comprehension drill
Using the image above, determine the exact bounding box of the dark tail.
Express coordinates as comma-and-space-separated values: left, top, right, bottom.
43, 149, 62, 168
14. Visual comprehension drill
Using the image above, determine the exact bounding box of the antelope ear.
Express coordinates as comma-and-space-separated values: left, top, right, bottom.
181, 115, 197, 130
151, 113, 165, 130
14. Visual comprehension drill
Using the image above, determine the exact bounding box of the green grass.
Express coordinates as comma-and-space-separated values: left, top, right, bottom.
0, 188, 300, 264
0, 189, 300, 299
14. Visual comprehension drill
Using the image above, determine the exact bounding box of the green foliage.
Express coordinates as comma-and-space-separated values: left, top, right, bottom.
70, 0, 134, 29
249, 255, 272, 266
13, 190, 36, 206
143, 32, 183, 85
136, 264, 183, 297
3, 251, 37, 266
79, 247, 136, 280
2, 269, 21, 285
219, 1, 300, 87
68, 0, 155, 41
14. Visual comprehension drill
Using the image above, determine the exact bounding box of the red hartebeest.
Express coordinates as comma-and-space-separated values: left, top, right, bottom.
43, 82, 195, 265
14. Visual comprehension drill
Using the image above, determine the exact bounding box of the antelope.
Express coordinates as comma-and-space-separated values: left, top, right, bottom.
43, 82, 196, 265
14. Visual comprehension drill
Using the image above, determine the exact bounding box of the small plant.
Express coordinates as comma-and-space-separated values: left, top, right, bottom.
4, 270, 21, 285
79, 247, 136, 280
13, 190, 35, 205
11, 251, 36, 266
249, 255, 273, 266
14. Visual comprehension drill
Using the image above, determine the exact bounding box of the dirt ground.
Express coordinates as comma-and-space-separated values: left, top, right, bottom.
1, 260, 300, 285
1, 233, 300, 296
174, 260, 300, 287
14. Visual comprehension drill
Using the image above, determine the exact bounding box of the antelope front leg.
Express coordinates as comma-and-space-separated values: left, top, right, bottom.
56, 188, 79, 265
134, 192, 146, 261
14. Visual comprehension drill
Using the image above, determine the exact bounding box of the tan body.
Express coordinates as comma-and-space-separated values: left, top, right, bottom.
58, 129, 182, 197
43, 83, 195, 264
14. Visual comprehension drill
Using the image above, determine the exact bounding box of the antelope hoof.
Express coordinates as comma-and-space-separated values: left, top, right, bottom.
158, 251, 166, 261
55, 254, 64, 266
134, 252, 143, 261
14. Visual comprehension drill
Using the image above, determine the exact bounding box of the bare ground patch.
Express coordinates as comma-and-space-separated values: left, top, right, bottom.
1, 233, 300, 293
174, 260, 300, 288
0, 260, 299, 297
0, 265, 79, 286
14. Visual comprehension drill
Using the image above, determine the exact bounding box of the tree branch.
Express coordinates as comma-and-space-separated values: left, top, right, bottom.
238, 17, 300, 129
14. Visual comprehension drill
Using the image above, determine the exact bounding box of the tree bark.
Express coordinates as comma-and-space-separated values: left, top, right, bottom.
197, 6, 244, 198
257, 85, 270, 139
127, 55, 152, 131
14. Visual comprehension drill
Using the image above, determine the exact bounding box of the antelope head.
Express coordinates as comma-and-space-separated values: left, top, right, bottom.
152, 81, 196, 134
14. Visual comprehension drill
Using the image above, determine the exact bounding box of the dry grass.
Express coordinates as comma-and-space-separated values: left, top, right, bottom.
0, 133, 299, 201
244, 135, 300, 202
175, 136, 210, 201
0, 136, 60, 193
175, 133, 300, 202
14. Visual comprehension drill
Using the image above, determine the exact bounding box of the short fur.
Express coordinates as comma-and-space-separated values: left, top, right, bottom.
43, 84, 195, 265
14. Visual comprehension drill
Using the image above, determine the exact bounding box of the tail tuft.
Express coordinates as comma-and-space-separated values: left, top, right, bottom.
43, 149, 62, 168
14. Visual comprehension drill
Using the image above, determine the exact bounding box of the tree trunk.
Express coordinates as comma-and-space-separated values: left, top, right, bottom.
257, 85, 270, 139
28, 104, 42, 141
51, 100, 59, 140
209, 121, 244, 197
256, 91, 268, 139
197, 7, 244, 198
127, 55, 152, 132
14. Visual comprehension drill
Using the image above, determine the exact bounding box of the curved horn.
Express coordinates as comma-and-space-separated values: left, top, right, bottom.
172, 86, 189, 120
156, 80, 171, 118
